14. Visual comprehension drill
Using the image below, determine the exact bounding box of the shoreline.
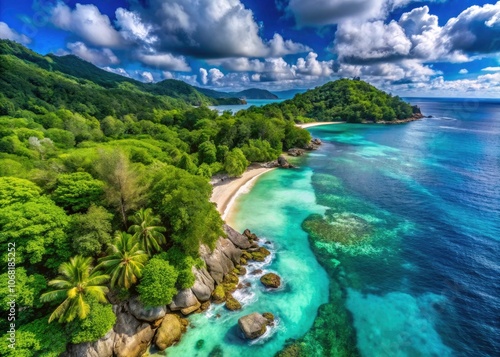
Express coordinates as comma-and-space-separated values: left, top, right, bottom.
210, 165, 276, 222
296, 121, 346, 128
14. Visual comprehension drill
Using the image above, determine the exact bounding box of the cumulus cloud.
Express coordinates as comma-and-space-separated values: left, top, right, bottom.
67, 42, 119, 66
51, 3, 123, 48
136, 52, 191, 71
115, 8, 157, 44
139, 71, 154, 83
103, 67, 131, 77
459, 69, 468, 74
333, 3, 500, 66
0, 22, 31, 44
286, 0, 443, 26
126, 0, 309, 58
198, 68, 225, 85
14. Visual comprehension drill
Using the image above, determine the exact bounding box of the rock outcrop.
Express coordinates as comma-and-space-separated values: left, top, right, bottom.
191, 267, 215, 302
238, 313, 268, 339
154, 314, 184, 351
260, 273, 281, 288
113, 305, 155, 357
200, 238, 241, 284
224, 224, 251, 249
64, 329, 115, 357
288, 148, 305, 156
128, 296, 167, 322
170, 289, 201, 315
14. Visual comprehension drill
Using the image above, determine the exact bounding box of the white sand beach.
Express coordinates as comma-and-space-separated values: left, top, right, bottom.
211, 165, 275, 220
296, 121, 345, 128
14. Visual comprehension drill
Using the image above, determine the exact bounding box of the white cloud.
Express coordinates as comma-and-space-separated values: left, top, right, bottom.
459, 69, 468, 74
51, 3, 123, 48
136, 52, 191, 71
198, 68, 225, 85
0, 22, 31, 44
162, 71, 174, 79
140, 71, 154, 83
103, 67, 131, 77
115, 8, 157, 44
67, 42, 119, 66
128, 0, 309, 58
482, 66, 500, 72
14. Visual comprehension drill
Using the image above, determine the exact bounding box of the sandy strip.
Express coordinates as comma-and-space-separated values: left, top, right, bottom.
296, 121, 345, 128
211, 166, 276, 219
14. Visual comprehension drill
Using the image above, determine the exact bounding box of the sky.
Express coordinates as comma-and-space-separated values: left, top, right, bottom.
1, 0, 500, 97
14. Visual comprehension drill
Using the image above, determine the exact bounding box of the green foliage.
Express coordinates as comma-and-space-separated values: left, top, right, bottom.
40, 255, 109, 323
160, 247, 202, 289
70, 205, 113, 257
52, 172, 105, 212
137, 256, 178, 307
95, 149, 146, 227
45, 128, 75, 149
0, 267, 46, 311
274, 79, 414, 123
241, 139, 280, 162
67, 297, 116, 344
224, 148, 248, 177
198, 141, 217, 164
0, 316, 69, 357
0, 193, 70, 268
149, 166, 224, 255
96, 232, 148, 289
0, 177, 41, 206
128, 208, 166, 255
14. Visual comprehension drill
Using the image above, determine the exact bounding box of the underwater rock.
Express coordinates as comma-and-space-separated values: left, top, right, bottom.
260, 273, 282, 288
238, 313, 268, 339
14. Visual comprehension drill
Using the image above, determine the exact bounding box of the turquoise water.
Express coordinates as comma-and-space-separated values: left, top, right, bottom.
210, 99, 284, 114
165, 168, 330, 356
167, 98, 499, 356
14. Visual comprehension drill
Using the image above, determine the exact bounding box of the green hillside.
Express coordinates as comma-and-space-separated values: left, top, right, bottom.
271, 79, 417, 123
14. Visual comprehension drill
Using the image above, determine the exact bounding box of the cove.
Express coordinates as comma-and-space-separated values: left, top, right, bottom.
164, 166, 330, 356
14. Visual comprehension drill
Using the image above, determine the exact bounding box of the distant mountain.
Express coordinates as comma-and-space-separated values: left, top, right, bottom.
273, 89, 307, 99
195, 87, 278, 100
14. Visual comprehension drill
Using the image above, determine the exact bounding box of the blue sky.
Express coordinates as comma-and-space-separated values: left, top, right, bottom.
1, 0, 500, 96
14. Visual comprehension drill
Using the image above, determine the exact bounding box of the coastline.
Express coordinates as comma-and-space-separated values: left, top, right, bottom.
296, 121, 346, 128
210, 164, 276, 222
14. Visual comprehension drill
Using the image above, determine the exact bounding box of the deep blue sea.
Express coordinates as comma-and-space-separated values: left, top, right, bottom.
304, 97, 500, 356
165, 98, 499, 356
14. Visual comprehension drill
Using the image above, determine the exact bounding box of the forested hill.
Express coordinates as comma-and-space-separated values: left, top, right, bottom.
247, 79, 419, 123
195, 87, 278, 100
0, 40, 241, 118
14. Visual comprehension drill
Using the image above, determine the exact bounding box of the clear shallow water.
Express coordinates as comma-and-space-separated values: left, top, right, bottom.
166, 98, 499, 356
165, 168, 330, 356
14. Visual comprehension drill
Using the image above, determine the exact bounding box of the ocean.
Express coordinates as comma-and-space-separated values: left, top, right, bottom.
165, 98, 499, 356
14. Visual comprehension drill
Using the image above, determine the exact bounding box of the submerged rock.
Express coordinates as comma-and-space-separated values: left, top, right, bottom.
154, 314, 184, 351
260, 273, 281, 288
238, 313, 268, 339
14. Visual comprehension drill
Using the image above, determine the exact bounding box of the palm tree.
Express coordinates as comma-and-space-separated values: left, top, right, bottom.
40, 255, 109, 323
128, 208, 166, 255
96, 232, 148, 289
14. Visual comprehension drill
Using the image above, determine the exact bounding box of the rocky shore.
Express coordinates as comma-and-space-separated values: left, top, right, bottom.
63, 225, 276, 357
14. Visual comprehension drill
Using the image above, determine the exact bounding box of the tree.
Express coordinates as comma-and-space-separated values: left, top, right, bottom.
0, 195, 70, 269
96, 232, 148, 289
67, 297, 116, 344
128, 208, 166, 255
70, 205, 113, 257
40, 256, 109, 323
137, 256, 178, 307
96, 149, 145, 228
198, 141, 217, 164
0, 316, 69, 357
52, 172, 105, 212
0, 177, 41, 207
149, 166, 224, 255
224, 148, 248, 177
